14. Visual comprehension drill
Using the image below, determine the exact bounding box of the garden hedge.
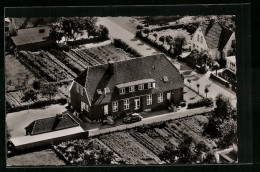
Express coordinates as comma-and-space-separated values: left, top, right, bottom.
150, 23, 198, 34
187, 98, 213, 109
210, 73, 230, 88
6, 98, 67, 113
66, 36, 108, 46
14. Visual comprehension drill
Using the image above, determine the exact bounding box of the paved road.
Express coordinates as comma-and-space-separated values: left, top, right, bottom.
88, 106, 213, 136
98, 17, 159, 56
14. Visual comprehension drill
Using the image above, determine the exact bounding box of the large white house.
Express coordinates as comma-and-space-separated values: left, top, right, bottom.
191, 22, 235, 60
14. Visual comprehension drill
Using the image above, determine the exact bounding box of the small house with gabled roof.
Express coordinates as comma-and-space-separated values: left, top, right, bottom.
68, 54, 184, 123
191, 22, 235, 60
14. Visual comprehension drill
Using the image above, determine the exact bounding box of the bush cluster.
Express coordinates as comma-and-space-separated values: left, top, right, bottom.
210, 73, 230, 88
150, 23, 198, 34
187, 98, 213, 109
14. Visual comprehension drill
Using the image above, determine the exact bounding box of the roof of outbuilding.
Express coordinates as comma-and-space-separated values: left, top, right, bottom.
25, 114, 79, 135
11, 26, 51, 46
200, 22, 233, 51
226, 56, 236, 63
74, 54, 184, 105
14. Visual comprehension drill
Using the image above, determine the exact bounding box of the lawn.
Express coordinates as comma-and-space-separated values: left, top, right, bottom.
107, 17, 140, 34
5, 54, 35, 91
7, 149, 65, 166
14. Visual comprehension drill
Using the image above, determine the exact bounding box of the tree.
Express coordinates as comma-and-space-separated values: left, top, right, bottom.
47, 23, 64, 43
187, 79, 192, 88
213, 61, 220, 75
204, 86, 209, 98
84, 17, 98, 38
159, 36, 165, 45
60, 18, 85, 41
153, 33, 158, 42
177, 136, 197, 164
158, 144, 178, 163
41, 83, 58, 100
165, 35, 173, 50
143, 28, 150, 37
33, 80, 41, 90
137, 25, 144, 30
98, 25, 109, 40
173, 34, 187, 55
215, 93, 234, 120
22, 89, 37, 102
217, 119, 237, 149
203, 114, 222, 138
196, 83, 200, 94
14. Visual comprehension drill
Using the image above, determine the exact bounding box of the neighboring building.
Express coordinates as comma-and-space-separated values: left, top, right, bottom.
25, 114, 79, 135
5, 18, 18, 51
226, 56, 236, 73
69, 54, 184, 123
191, 22, 235, 60
11, 26, 55, 52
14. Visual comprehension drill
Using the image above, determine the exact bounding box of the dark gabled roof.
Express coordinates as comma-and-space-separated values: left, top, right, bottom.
200, 22, 233, 51
25, 114, 79, 135
11, 26, 51, 46
75, 54, 184, 105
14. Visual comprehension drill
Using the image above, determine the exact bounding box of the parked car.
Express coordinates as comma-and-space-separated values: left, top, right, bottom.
204, 98, 214, 107
102, 116, 114, 125
123, 113, 143, 123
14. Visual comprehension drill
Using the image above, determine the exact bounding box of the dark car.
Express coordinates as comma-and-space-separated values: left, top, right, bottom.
123, 113, 143, 123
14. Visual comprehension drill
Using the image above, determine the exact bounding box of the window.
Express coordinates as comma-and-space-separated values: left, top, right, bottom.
81, 101, 89, 112
163, 76, 168, 82
134, 97, 140, 110
124, 99, 129, 110
112, 101, 118, 112
120, 88, 125, 94
158, 93, 163, 103
148, 83, 152, 88
76, 84, 80, 93
129, 86, 135, 92
97, 89, 102, 94
138, 84, 144, 90
80, 87, 84, 96
104, 87, 110, 94
197, 35, 199, 42
147, 95, 152, 105
201, 36, 203, 43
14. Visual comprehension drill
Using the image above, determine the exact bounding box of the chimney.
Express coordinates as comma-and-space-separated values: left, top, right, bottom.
107, 60, 115, 75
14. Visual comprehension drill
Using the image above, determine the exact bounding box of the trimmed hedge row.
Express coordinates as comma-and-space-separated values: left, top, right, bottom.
135, 31, 177, 58
6, 98, 67, 113
66, 36, 108, 46
112, 38, 142, 57
150, 23, 198, 34
210, 73, 230, 88
187, 98, 213, 109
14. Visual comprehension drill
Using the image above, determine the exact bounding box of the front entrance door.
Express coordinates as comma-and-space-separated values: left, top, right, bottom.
167, 92, 171, 100
104, 104, 108, 115
134, 97, 140, 110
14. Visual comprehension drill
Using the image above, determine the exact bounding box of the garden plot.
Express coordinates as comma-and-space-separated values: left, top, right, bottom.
99, 131, 161, 164
149, 29, 192, 50
86, 44, 133, 62
5, 54, 35, 91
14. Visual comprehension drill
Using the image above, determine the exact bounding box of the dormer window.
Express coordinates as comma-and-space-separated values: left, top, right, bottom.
119, 88, 125, 94
129, 86, 135, 92
97, 89, 102, 94
138, 84, 144, 90
163, 76, 168, 82
148, 83, 152, 88
104, 87, 110, 94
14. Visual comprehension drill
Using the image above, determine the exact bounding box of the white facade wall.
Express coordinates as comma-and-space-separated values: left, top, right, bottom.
226, 58, 236, 73
191, 27, 208, 53
223, 33, 235, 58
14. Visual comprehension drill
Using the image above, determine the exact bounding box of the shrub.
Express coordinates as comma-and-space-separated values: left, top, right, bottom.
187, 98, 213, 109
